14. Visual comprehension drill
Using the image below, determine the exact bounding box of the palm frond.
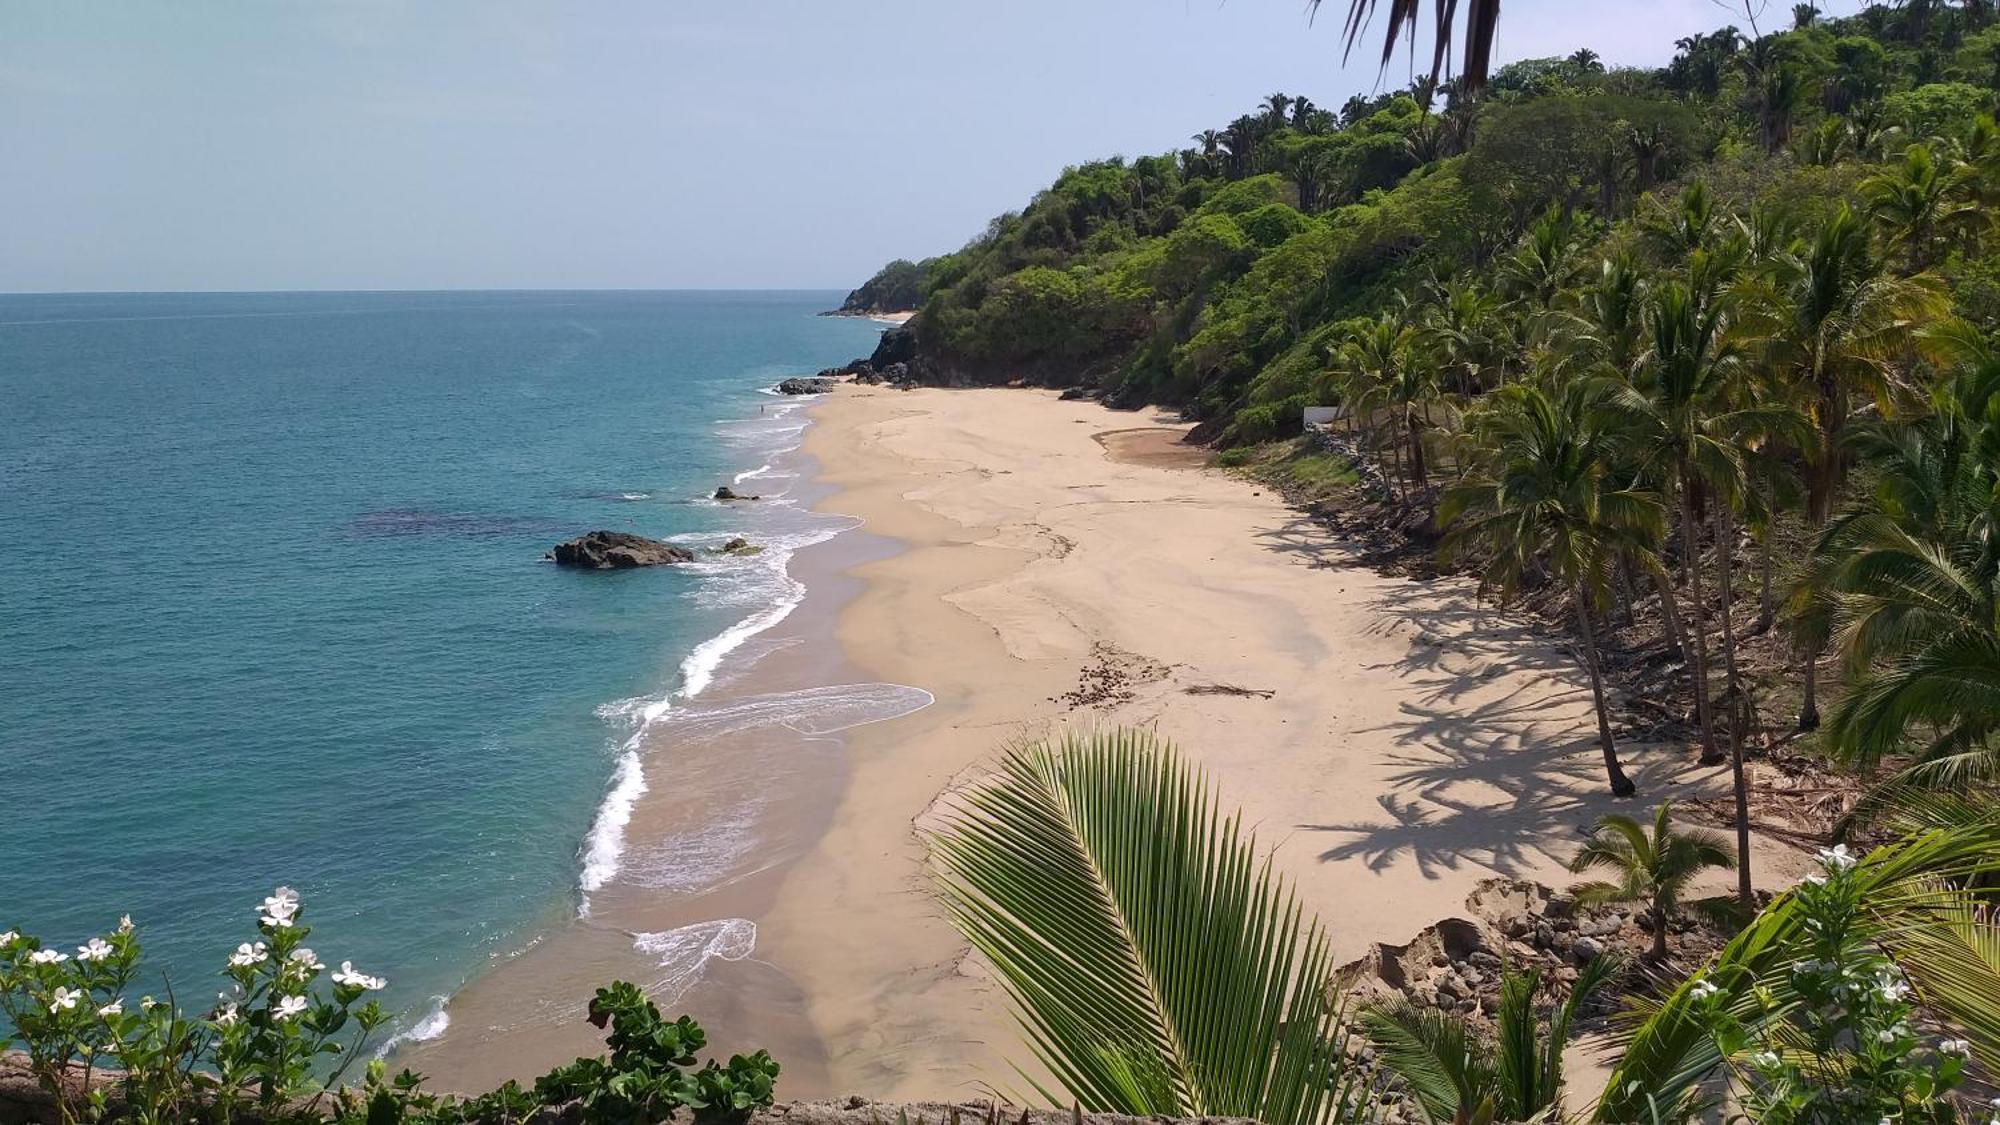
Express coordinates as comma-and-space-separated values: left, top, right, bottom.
927, 729, 1377, 1124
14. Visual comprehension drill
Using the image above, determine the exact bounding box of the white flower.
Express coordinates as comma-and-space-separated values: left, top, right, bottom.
1817, 844, 1857, 872
1939, 1039, 1970, 1056
1878, 1028, 1899, 1044
331, 961, 385, 991
1877, 973, 1911, 1003
273, 995, 308, 1021
1690, 979, 1720, 1000
288, 947, 323, 973
117, 916, 133, 935
0, 930, 18, 948
1752, 1050, 1781, 1069
228, 941, 267, 967
139, 996, 156, 1011
97, 999, 122, 1018
28, 948, 68, 965
1804, 871, 1828, 885
214, 1002, 239, 1027
49, 986, 80, 1013
258, 887, 301, 929
76, 937, 113, 963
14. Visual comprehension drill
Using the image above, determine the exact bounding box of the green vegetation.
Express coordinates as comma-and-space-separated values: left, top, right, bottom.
925, 729, 1378, 1124
927, 730, 2000, 1123
0, 890, 778, 1125
1359, 956, 1616, 1125
1566, 800, 1735, 961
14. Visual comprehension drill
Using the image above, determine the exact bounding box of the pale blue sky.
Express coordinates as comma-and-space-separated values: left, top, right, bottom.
1, 1, 1856, 292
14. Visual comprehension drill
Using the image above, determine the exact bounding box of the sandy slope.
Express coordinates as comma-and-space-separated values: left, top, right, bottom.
754, 385, 1803, 1101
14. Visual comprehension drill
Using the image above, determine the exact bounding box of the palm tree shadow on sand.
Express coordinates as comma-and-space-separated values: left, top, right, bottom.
1291, 580, 1714, 881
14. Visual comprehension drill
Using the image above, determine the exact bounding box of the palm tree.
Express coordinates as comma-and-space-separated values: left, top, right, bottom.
925, 730, 1379, 1123
1360, 957, 1618, 1125
1339, 315, 1433, 495
1621, 280, 1746, 769
1441, 378, 1664, 797
1262, 91, 1293, 129
1862, 143, 1983, 272
1499, 209, 1585, 312
1568, 800, 1735, 961
1793, 2, 1821, 28
1758, 205, 1947, 728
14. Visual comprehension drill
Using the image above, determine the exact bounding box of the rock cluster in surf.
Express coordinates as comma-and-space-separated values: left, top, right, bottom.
548, 530, 695, 569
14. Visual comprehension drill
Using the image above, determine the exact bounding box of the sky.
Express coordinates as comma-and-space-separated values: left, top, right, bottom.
0, 0, 1864, 293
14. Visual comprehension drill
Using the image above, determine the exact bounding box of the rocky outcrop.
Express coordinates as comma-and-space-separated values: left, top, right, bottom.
719, 537, 764, 556
776, 376, 838, 395
714, 486, 760, 501
548, 531, 694, 569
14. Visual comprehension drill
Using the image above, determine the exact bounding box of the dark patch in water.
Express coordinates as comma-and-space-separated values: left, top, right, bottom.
347, 508, 570, 539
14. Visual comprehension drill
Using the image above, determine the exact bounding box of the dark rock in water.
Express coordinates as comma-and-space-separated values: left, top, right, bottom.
719, 537, 765, 556
548, 531, 694, 569
776, 376, 838, 395
714, 486, 760, 501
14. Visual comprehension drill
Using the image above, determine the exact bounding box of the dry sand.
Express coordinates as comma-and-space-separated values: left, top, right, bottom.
752, 385, 1805, 1102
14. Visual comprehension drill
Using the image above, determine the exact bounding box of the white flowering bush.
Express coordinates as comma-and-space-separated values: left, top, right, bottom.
1685, 845, 1980, 1125
4, 888, 784, 1125
1, 887, 388, 1124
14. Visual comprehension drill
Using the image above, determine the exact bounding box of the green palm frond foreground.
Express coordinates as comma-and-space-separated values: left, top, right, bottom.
925, 729, 1378, 1124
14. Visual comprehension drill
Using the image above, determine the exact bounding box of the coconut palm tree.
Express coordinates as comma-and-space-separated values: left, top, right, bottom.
1440, 377, 1664, 797
1862, 143, 1984, 272
925, 729, 1379, 1123
1568, 800, 1735, 961
1360, 956, 1618, 1125
1756, 205, 1947, 728
1339, 315, 1433, 495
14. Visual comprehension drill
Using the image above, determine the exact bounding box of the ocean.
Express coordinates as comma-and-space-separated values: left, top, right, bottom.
0, 289, 886, 1043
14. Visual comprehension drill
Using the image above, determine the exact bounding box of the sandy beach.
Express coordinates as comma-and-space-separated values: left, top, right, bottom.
405, 382, 1802, 1102
750, 384, 1805, 1101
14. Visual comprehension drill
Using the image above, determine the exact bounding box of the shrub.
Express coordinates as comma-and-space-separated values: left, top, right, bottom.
0, 891, 779, 1125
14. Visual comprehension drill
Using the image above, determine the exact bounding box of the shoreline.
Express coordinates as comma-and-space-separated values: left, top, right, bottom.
403, 380, 1808, 1103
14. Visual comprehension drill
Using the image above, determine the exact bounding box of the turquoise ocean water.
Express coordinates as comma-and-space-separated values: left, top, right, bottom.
0, 290, 882, 1038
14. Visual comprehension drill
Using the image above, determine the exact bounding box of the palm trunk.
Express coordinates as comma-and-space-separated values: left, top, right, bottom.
1755, 514, 1775, 634
1406, 410, 1428, 492
1650, 905, 1669, 961
1713, 503, 1755, 907
1800, 374, 1842, 731
1575, 584, 1638, 798
1679, 480, 1721, 765
1652, 567, 1689, 657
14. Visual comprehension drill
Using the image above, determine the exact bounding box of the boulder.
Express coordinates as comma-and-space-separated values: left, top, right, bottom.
720, 537, 764, 556
714, 486, 760, 501
776, 376, 838, 395
548, 531, 694, 569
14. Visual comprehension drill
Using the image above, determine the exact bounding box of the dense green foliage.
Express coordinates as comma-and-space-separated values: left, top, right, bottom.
838, 258, 931, 314
864, 2, 2000, 438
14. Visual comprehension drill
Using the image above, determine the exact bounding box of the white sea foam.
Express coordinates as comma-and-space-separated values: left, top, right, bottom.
632, 919, 756, 1008
578, 749, 647, 897
575, 382, 860, 910
377, 995, 452, 1056
618, 492, 651, 502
